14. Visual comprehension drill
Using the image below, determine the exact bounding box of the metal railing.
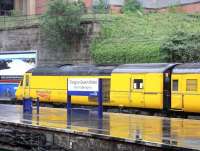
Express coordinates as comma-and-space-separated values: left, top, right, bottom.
0, 9, 112, 30
0, 10, 41, 30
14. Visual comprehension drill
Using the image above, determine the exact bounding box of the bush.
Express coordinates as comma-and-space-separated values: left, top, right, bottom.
91, 41, 161, 64
93, 0, 108, 13
40, 0, 85, 51
160, 31, 200, 63
91, 13, 200, 64
122, 0, 141, 13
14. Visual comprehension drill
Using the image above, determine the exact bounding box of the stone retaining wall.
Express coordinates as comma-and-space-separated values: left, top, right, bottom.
0, 21, 100, 66
0, 121, 184, 151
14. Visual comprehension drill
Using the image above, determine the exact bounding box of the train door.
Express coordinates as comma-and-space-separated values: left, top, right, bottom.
131, 74, 145, 108
24, 74, 30, 98
182, 77, 199, 113
171, 76, 183, 110
163, 71, 172, 112
110, 74, 131, 107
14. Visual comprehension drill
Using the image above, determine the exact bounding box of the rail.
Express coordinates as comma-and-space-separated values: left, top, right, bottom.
0, 11, 40, 30
0, 9, 112, 30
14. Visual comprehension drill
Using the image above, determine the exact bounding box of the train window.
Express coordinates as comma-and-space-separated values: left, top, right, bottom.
134, 79, 143, 89
89, 79, 111, 102
25, 75, 29, 87
186, 79, 197, 91
102, 79, 110, 102
172, 80, 178, 91
88, 96, 97, 102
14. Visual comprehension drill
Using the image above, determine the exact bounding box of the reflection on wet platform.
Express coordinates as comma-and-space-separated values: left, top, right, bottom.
0, 104, 200, 150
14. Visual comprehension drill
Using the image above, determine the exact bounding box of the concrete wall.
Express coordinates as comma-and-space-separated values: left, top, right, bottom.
14, 0, 36, 15
0, 22, 100, 66
14, 0, 30, 15
27, 0, 36, 15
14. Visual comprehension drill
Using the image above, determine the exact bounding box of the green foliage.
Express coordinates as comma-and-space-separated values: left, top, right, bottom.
160, 31, 200, 63
93, 0, 108, 13
167, 1, 181, 13
122, 0, 141, 13
168, 4, 179, 13
91, 13, 200, 64
40, 0, 85, 51
91, 40, 161, 64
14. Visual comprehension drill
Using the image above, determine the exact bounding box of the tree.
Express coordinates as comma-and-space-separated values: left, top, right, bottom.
160, 31, 200, 63
40, 0, 85, 51
122, 0, 141, 13
93, 0, 108, 13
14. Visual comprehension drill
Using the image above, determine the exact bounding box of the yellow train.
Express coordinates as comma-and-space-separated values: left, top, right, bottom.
16, 63, 200, 114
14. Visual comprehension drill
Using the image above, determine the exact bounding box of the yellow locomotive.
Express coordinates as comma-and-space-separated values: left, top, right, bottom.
16, 63, 200, 114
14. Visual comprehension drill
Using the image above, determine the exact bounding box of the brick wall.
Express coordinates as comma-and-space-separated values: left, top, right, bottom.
34, 0, 124, 14
35, 0, 47, 15
177, 2, 200, 13
145, 2, 200, 13
110, 5, 122, 13
84, 0, 93, 10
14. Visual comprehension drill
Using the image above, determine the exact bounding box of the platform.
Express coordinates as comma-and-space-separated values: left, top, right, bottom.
0, 104, 200, 151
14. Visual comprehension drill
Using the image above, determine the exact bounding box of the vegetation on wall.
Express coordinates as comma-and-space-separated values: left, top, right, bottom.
39, 0, 200, 63
160, 31, 200, 63
91, 13, 200, 64
93, 0, 108, 13
122, 0, 141, 13
40, 0, 85, 51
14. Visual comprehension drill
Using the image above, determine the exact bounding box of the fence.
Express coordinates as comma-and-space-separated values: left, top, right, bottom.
0, 9, 112, 30
0, 10, 41, 30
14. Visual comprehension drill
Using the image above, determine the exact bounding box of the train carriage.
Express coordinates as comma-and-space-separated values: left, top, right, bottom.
0, 60, 23, 99
171, 63, 200, 113
110, 63, 176, 110
0, 75, 21, 99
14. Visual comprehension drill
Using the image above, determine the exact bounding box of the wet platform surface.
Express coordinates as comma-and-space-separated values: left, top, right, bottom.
0, 104, 200, 150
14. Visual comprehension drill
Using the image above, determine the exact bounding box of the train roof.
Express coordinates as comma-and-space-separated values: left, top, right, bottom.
27, 64, 116, 76
0, 60, 9, 70
172, 63, 200, 74
112, 63, 176, 73
27, 66, 67, 75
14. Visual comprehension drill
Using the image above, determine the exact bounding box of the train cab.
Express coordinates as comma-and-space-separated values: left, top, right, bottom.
171, 63, 200, 113
15, 65, 115, 105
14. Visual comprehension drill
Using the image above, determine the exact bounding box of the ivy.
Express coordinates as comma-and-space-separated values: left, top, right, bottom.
160, 31, 200, 63
91, 13, 200, 64
122, 0, 142, 13
40, 0, 85, 51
